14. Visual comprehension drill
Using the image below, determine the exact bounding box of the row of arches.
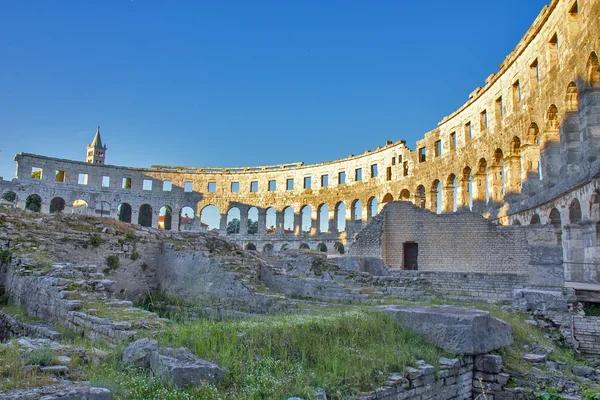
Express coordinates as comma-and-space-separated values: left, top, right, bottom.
246, 241, 345, 254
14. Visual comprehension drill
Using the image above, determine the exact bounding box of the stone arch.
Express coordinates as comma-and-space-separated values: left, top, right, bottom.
280, 243, 290, 252
493, 148, 505, 199
95, 201, 111, 218
139, 204, 153, 227
317, 203, 329, 233
334, 242, 345, 254
460, 167, 472, 210
587, 51, 599, 87
546, 105, 559, 130
510, 137, 521, 155
179, 206, 195, 231
367, 196, 378, 220
118, 203, 133, 223
445, 173, 457, 212
282, 206, 294, 234
317, 243, 327, 252
263, 243, 274, 254
549, 207, 562, 244
72, 199, 89, 215
335, 201, 346, 232
247, 206, 259, 234
351, 199, 363, 229
299, 243, 310, 250
25, 194, 42, 212
49, 197, 66, 213
300, 205, 312, 233
415, 185, 426, 209
512, 219, 521, 226
158, 205, 173, 230
1, 191, 16, 203
382, 193, 393, 203
399, 189, 410, 201
266, 207, 276, 234
431, 179, 441, 213
226, 207, 241, 234
527, 123, 540, 144
530, 214, 541, 224
246, 243, 257, 251
565, 81, 578, 112
569, 198, 582, 223
200, 204, 220, 232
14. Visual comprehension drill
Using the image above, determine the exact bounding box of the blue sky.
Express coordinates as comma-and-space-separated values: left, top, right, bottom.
0, 0, 549, 180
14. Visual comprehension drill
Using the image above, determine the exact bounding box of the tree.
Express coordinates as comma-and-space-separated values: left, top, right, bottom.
227, 218, 240, 234
31, 170, 41, 179
164, 207, 172, 230
248, 219, 258, 234
25, 195, 41, 212
2, 191, 16, 202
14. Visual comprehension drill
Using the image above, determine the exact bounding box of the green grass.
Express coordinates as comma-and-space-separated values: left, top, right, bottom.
0, 342, 55, 390
0, 303, 42, 323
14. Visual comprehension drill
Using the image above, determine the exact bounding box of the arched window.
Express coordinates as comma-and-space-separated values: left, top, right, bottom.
118, 203, 133, 223
587, 51, 599, 87
266, 207, 277, 234
159, 206, 173, 230
335, 202, 346, 232
530, 214, 540, 224
139, 204, 153, 227
247, 207, 259, 234
546, 105, 559, 130
301, 205, 312, 233
415, 185, 426, 209
226, 207, 241, 234
25, 194, 42, 212
283, 206, 294, 234
569, 199, 582, 223
200, 205, 220, 232
318, 204, 329, 233
367, 197, 378, 219
565, 82, 578, 112
95, 201, 111, 218
179, 206, 195, 231
49, 197, 66, 213
382, 193, 393, 203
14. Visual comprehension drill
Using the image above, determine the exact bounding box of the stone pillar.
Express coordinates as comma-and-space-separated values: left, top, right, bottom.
472, 172, 487, 213
219, 213, 228, 235
258, 208, 267, 234
276, 210, 284, 235
540, 128, 561, 190
442, 185, 455, 213
294, 211, 301, 235
581, 88, 600, 170
503, 155, 522, 199
428, 189, 438, 213
328, 207, 336, 233
152, 211, 160, 229
564, 224, 585, 282
521, 143, 542, 196
239, 206, 248, 235
458, 178, 470, 210
171, 210, 180, 232
310, 208, 318, 235
488, 165, 503, 205
361, 203, 368, 226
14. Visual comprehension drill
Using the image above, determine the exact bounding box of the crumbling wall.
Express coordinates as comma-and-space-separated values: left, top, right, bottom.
573, 315, 600, 356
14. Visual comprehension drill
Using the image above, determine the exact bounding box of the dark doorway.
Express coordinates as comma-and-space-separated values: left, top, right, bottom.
403, 242, 418, 270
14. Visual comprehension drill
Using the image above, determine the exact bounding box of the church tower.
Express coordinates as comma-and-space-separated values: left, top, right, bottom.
86, 126, 107, 164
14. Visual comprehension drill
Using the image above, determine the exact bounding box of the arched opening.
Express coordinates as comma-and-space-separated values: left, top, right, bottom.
587, 51, 599, 87
334, 242, 345, 254
335, 202, 346, 232
431, 179, 441, 213
494, 149, 505, 198
351, 199, 362, 229
118, 203, 133, 223
283, 206, 294, 234
530, 214, 541, 224
200, 205, 220, 233
382, 193, 393, 203
510, 137, 522, 192
95, 201, 111, 218
399, 189, 410, 201
263, 243, 274, 254
178, 206, 195, 231
461, 167, 472, 210
49, 197, 66, 214
301, 205, 312, 233
139, 204, 153, 227
549, 207, 562, 244
266, 207, 276, 234
280, 243, 290, 252
226, 207, 241, 234
367, 197, 378, 220
247, 207, 258, 234
527, 123, 542, 180
1, 191, 16, 203
318, 243, 328, 252
546, 105, 559, 130
569, 199, 582, 223
566, 82, 578, 112
299, 243, 310, 250
415, 185, 426, 209
317, 204, 329, 233
246, 243, 257, 251
512, 219, 521, 226
477, 158, 488, 205
25, 194, 42, 212
446, 174, 457, 212
158, 206, 173, 230
72, 199, 89, 215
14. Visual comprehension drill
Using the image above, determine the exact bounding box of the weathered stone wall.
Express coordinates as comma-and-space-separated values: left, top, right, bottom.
573, 315, 600, 356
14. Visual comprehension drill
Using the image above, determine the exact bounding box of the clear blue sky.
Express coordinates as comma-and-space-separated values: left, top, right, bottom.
0, 0, 549, 180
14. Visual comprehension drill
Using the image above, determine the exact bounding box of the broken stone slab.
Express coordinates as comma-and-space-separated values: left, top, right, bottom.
149, 347, 225, 388
122, 338, 158, 369
40, 365, 69, 376
474, 354, 503, 373
0, 384, 111, 400
512, 288, 576, 313
522, 353, 547, 363
378, 305, 513, 355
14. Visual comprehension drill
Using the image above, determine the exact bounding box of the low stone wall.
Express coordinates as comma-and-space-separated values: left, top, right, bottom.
390, 270, 530, 302
0, 310, 60, 341
573, 315, 600, 356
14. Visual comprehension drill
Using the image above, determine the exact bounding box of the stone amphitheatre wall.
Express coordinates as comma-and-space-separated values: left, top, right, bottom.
1, 0, 600, 270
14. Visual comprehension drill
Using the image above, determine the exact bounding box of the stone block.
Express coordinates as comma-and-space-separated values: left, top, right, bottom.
474, 354, 503, 373
122, 338, 158, 369
150, 347, 225, 388
379, 305, 513, 355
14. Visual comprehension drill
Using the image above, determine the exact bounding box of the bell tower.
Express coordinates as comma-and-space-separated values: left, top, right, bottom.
86, 126, 107, 164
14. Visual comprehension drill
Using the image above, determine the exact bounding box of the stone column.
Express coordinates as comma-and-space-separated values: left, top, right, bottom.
488, 165, 503, 204
361, 203, 368, 227
442, 185, 455, 213
581, 88, 600, 171
540, 128, 560, 190
275, 210, 284, 235
171, 209, 180, 232
294, 211, 301, 235
239, 206, 248, 235
258, 208, 267, 235
310, 208, 318, 235
457, 178, 470, 210
503, 155, 522, 198
520, 143, 541, 196
219, 213, 228, 235
472, 172, 487, 212
152, 211, 160, 229
328, 207, 336, 233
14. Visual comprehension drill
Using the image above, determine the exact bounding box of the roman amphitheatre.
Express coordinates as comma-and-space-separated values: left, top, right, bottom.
1, 0, 600, 399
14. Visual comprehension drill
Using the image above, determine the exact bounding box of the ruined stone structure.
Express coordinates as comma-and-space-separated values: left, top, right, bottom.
1, 0, 600, 282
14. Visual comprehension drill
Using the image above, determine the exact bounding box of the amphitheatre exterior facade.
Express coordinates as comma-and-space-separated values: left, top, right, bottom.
2, 0, 600, 282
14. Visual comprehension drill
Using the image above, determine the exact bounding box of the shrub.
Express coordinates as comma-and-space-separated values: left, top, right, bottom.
104, 255, 119, 274
25, 346, 56, 366
89, 234, 103, 248
140, 263, 149, 272
0, 250, 12, 265
131, 251, 140, 261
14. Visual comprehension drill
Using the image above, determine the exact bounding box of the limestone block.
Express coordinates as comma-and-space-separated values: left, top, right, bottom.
378, 305, 513, 355
149, 347, 225, 387
512, 288, 576, 312
122, 338, 158, 369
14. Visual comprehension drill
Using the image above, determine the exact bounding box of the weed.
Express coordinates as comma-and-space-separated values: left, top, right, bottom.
104, 255, 119, 274
141, 262, 149, 272
0, 250, 12, 264
131, 251, 140, 261
25, 346, 56, 366
89, 234, 103, 248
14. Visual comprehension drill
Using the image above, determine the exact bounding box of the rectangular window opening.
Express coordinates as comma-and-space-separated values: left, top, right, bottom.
303, 176, 311, 189
184, 181, 193, 192
268, 180, 277, 191
55, 170, 66, 182
568, 1, 579, 38
231, 182, 240, 193
370, 164, 378, 178
435, 140, 442, 157
250, 181, 258, 192
512, 80, 521, 107
102, 176, 110, 188
548, 33, 558, 66
480, 110, 488, 131
464, 122, 472, 141
122, 177, 131, 189
321, 174, 329, 187
386, 166, 392, 181
418, 147, 426, 162
286, 178, 294, 190
403, 161, 409, 177
530, 59, 539, 86
403, 242, 418, 270
495, 97, 503, 120
163, 180, 172, 191
391, 157, 396, 166
355, 168, 363, 181
207, 182, 216, 193
78, 173, 89, 185
450, 132, 456, 150
338, 171, 346, 185
142, 179, 153, 191
31, 167, 43, 180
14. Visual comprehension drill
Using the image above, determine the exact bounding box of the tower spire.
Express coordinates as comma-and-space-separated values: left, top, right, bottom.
86, 125, 107, 164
